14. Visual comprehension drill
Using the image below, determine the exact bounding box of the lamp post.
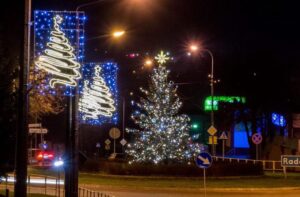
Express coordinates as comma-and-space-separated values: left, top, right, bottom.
205, 49, 216, 156
15, 1, 31, 196
63, 1, 120, 196
189, 45, 216, 155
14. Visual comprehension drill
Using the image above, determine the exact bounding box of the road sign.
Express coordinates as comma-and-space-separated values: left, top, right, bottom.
195, 152, 213, 169
96, 143, 101, 148
219, 131, 228, 140
105, 139, 111, 145
252, 133, 262, 145
208, 136, 218, 145
28, 123, 42, 128
29, 128, 48, 134
105, 144, 110, 150
120, 138, 127, 146
207, 125, 217, 136
109, 127, 121, 139
281, 155, 300, 167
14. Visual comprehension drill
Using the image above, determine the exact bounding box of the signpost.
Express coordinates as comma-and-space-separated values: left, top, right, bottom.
252, 133, 262, 160
281, 155, 300, 167
105, 139, 111, 150
207, 126, 217, 156
109, 128, 121, 154
96, 143, 101, 156
120, 138, 127, 146
28, 123, 48, 164
195, 152, 212, 197
29, 128, 48, 134
281, 155, 300, 178
219, 131, 228, 158
28, 123, 42, 128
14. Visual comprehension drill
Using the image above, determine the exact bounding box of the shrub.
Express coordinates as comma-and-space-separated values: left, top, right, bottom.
96, 159, 263, 177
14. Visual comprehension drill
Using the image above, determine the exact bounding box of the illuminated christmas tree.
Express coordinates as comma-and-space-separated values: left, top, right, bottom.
126, 51, 200, 164
79, 65, 116, 121
35, 15, 81, 88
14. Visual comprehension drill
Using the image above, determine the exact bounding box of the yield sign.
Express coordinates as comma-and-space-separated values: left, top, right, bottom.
207, 125, 217, 136
219, 131, 228, 140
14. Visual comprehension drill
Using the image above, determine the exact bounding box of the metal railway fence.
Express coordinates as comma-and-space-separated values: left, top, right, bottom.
0, 174, 113, 197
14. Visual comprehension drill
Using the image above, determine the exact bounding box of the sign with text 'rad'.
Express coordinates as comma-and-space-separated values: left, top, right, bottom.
281, 155, 300, 167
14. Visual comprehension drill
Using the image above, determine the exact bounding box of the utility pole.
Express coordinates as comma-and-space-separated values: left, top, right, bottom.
15, 0, 31, 196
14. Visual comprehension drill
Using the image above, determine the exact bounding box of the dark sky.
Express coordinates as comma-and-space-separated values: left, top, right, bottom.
0, 0, 300, 148
2, 0, 300, 144
29, 0, 300, 112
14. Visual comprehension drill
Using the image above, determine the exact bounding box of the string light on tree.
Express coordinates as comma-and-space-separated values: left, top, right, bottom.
79, 65, 116, 122
126, 56, 200, 164
35, 14, 82, 88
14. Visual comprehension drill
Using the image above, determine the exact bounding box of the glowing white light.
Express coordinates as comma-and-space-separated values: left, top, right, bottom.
35, 15, 81, 88
54, 160, 64, 167
155, 50, 170, 65
79, 65, 116, 120
1, 176, 64, 185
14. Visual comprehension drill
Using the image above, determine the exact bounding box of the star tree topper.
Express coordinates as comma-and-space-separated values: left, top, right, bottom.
155, 51, 170, 66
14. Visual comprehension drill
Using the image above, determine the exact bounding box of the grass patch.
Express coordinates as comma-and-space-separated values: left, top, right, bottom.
78, 172, 300, 189
28, 167, 300, 189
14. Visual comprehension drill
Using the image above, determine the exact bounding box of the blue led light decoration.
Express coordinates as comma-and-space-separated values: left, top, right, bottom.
79, 62, 119, 125
34, 10, 86, 96
271, 113, 286, 127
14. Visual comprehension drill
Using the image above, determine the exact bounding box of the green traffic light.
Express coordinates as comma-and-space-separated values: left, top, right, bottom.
191, 123, 199, 129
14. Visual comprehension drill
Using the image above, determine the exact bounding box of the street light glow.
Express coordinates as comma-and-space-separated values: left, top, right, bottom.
190, 44, 199, 52
112, 30, 125, 38
144, 59, 153, 67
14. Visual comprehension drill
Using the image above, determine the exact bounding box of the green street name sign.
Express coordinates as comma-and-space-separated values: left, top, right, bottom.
281, 155, 300, 167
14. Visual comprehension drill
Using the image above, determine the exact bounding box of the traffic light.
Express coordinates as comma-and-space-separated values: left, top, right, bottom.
191, 123, 200, 130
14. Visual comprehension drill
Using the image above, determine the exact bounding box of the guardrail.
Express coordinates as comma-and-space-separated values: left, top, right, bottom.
212, 156, 283, 172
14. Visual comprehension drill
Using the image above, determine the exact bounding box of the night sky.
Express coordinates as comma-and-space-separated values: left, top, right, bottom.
30, 0, 300, 110
2, 0, 300, 146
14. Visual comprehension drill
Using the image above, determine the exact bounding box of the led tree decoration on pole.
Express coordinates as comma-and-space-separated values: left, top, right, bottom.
35, 15, 81, 89
126, 51, 200, 164
79, 65, 116, 122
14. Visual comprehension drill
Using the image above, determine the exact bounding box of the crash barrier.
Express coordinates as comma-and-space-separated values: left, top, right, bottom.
212, 156, 283, 172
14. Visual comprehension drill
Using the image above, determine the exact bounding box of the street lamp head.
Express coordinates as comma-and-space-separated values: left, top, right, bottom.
112, 30, 125, 38
189, 44, 199, 52
144, 58, 153, 67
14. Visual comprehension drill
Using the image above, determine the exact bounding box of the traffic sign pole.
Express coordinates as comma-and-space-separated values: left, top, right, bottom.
203, 168, 207, 197
222, 140, 225, 158
256, 144, 258, 160
114, 137, 116, 154
195, 152, 212, 197
212, 135, 215, 156
252, 133, 262, 160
